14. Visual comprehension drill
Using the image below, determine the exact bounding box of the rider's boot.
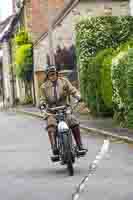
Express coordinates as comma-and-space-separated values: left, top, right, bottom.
71, 125, 87, 156
48, 127, 59, 161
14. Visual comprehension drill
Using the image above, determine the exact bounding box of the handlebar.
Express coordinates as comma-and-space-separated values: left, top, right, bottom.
47, 105, 66, 112
40, 101, 80, 117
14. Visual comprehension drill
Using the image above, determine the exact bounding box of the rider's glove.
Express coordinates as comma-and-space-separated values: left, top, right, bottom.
39, 103, 46, 110
75, 95, 82, 103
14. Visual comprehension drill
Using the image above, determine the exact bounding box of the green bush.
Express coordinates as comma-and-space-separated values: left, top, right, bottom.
21, 95, 33, 105
14, 29, 31, 46
15, 44, 33, 81
12, 28, 33, 106
13, 29, 33, 82
111, 46, 133, 128
96, 49, 115, 111
79, 56, 98, 114
111, 51, 128, 125
76, 16, 133, 57
127, 49, 133, 128
76, 16, 133, 116
79, 48, 114, 115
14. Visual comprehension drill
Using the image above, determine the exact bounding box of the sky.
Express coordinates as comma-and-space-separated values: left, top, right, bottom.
0, 0, 12, 21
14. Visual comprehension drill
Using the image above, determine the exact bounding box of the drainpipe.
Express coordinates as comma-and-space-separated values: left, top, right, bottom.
129, 0, 133, 16
9, 40, 16, 107
46, 0, 55, 65
32, 47, 36, 106
1, 64, 5, 107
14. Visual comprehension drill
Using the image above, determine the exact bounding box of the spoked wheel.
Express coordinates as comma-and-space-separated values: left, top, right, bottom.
62, 132, 74, 176
67, 152, 74, 176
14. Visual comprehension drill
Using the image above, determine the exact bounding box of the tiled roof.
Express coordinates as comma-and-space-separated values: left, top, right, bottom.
0, 0, 25, 43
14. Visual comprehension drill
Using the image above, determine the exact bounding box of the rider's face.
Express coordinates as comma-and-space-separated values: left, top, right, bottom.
48, 72, 57, 82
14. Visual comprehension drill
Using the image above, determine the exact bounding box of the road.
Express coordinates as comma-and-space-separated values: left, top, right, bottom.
0, 111, 132, 200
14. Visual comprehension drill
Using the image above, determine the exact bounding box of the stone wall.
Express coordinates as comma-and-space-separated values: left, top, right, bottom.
31, 0, 65, 41
21, 0, 66, 41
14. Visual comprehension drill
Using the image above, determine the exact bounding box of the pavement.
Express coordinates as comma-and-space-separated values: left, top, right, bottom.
9, 105, 133, 144
0, 110, 133, 200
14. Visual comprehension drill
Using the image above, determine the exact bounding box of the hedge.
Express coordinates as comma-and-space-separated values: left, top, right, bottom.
111, 51, 128, 125
111, 47, 133, 128
127, 49, 133, 128
100, 49, 114, 110
76, 16, 133, 116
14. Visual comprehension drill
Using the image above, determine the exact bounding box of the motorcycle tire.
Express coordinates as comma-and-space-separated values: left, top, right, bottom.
62, 132, 74, 176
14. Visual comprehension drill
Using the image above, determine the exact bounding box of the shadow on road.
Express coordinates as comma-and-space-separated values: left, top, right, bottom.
6, 165, 88, 179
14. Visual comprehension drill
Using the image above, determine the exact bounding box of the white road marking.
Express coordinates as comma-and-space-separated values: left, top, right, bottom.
72, 139, 110, 200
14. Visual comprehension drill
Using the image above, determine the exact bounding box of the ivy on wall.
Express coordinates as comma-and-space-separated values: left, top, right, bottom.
13, 29, 33, 82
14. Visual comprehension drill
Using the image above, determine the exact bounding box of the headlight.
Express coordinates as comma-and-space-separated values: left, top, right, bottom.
58, 121, 69, 133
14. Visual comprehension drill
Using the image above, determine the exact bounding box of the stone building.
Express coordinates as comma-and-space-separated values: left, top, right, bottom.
0, 0, 28, 107
11, 0, 67, 105
0, 0, 132, 107
0, 0, 66, 106
0, 15, 19, 107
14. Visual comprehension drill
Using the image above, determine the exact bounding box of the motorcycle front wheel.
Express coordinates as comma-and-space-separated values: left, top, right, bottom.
62, 131, 74, 176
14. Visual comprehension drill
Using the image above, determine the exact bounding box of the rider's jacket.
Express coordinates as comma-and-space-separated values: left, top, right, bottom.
40, 77, 80, 107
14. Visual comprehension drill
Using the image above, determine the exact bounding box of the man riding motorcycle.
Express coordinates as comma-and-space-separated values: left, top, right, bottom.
40, 65, 87, 159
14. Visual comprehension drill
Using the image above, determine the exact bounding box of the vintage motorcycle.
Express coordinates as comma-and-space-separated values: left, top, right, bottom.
41, 103, 86, 176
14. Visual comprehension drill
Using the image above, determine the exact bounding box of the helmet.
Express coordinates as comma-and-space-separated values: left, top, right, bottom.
46, 65, 57, 76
